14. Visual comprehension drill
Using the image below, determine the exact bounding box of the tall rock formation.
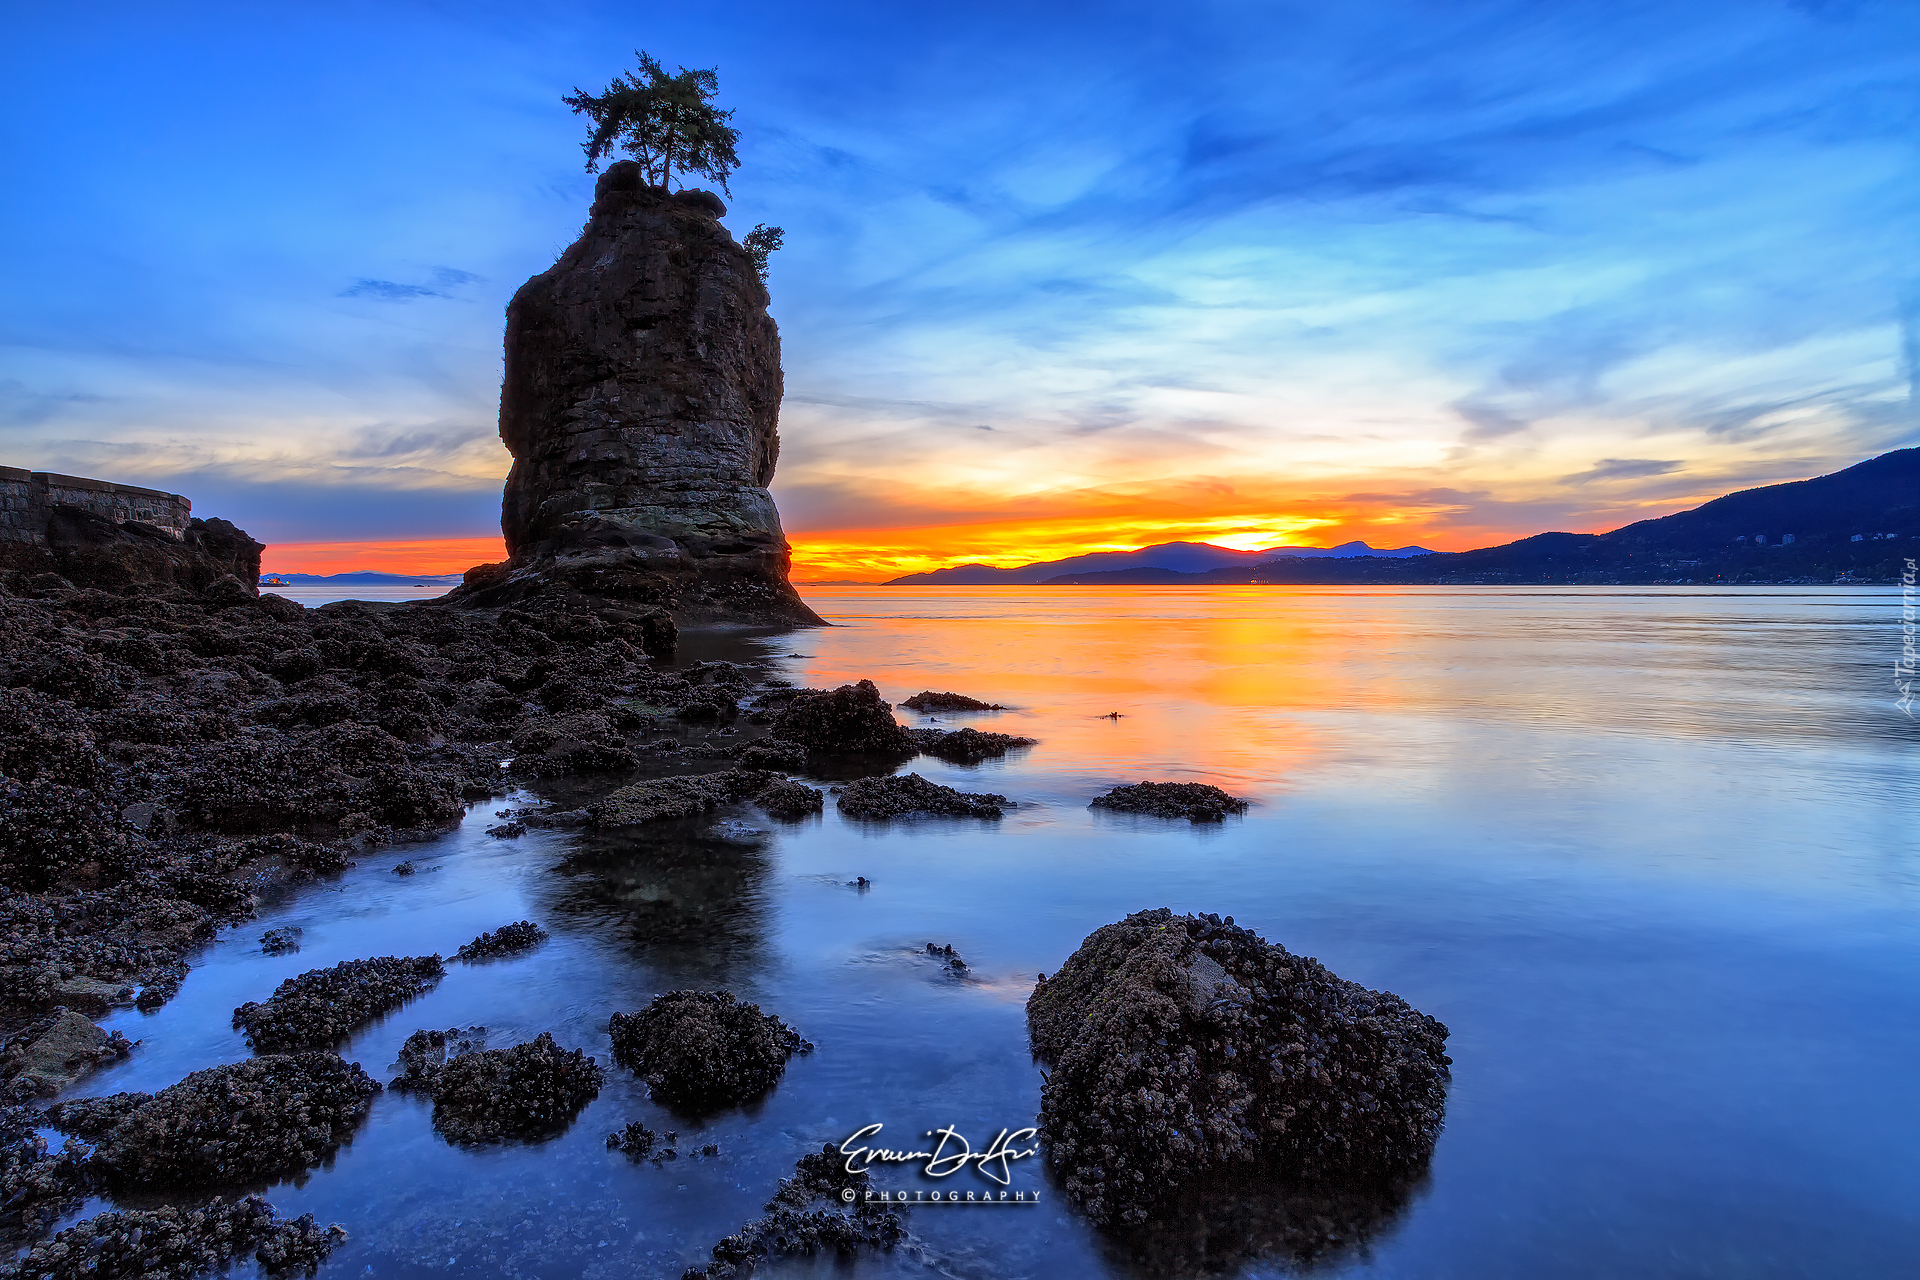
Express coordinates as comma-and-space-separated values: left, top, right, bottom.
453, 160, 822, 626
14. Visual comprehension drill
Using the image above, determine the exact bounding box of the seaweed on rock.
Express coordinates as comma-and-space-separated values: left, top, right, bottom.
589, 770, 773, 826
906, 726, 1036, 763
764, 681, 913, 755
752, 777, 823, 819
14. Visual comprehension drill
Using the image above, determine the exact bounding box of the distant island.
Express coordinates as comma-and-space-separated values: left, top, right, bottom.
886, 448, 1920, 587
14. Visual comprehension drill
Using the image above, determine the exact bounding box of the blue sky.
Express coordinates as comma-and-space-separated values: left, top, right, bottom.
1, 0, 1915, 563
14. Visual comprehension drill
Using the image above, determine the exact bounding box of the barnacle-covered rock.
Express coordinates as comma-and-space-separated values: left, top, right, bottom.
906, 726, 1036, 763
393, 1031, 601, 1146
232, 955, 445, 1052
0, 1194, 345, 1280
765, 681, 913, 755
590, 770, 772, 826
1089, 780, 1249, 822
899, 690, 1005, 711
48, 1053, 380, 1190
1028, 908, 1450, 1228
752, 777, 823, 820
608, 990, 810, 1112
683, 1143, 905, 1280
455, 921, 548, 962
0, 1104, 88, 1245
835, 773, 1008, 820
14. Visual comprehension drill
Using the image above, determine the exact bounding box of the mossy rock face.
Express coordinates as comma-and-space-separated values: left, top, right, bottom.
1029, 908, 1451, 1229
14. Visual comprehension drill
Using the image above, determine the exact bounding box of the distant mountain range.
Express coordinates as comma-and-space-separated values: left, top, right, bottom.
263, 571, 465, 585
884, 540, 1433, 586
1044, 447, 1920, 587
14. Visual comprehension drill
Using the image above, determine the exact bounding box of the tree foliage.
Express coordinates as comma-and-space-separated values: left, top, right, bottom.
563, 52, 741, 192
743, 223, 784, 283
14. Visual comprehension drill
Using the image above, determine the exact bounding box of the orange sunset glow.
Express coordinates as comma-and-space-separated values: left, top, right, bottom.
263, 537, 506, 577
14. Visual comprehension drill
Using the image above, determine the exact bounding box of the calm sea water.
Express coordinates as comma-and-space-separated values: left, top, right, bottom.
75, 586, 1920, 1279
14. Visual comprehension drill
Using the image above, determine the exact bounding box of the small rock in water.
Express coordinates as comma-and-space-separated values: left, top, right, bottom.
394, 1031, 602, 1146
260, 926, 303, 955
907, 726, 1037, 763
392, 860, 417, 876
763, 680, 914, 755
608, 990, 811, 1112
900, 690, 1007, 711
232, 955, 446, 1052
485, 821, 526, 838
606, 1120, 656, 1160
836, 772, 1008, 820
455, 921, 547, 962
752, 777, 823, 819
1089, 780, 1249, 822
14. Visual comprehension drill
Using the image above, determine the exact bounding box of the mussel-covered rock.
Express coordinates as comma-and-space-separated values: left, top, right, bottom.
609, 990, 810, 1112
683, 1143, 905, 1280
899, 690, 1005, 711
393, 1031, 602, 1146
0, 1104, 88, 1246
590, 770, 772, 826
455, 921, 548, 962
232, 955, 445, 1052
0, 1194, 344, 1280
906, 726, 1036, 763
765, 680, 913, 755
1089, 780, 1249, 822
752, 778, 823, 820
47, 1053, 380, 1190
836, 773, 1008, 820
1028, 908, 1450, 1228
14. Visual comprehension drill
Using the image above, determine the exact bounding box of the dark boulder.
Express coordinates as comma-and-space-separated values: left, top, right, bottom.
683, 1143, 905, 1280
1027, 908, 1450, 1228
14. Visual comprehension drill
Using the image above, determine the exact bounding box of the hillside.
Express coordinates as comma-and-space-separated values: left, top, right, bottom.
886, 539, 1432, 585
1045, 448, 1920, 586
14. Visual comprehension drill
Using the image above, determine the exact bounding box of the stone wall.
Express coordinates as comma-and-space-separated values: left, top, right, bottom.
0, 467, 192, 547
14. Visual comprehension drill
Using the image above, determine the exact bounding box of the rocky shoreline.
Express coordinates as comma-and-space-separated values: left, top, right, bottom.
0, 556, 1451, 1277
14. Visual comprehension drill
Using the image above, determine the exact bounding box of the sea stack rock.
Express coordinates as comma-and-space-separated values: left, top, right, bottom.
456, 160, 821, 626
